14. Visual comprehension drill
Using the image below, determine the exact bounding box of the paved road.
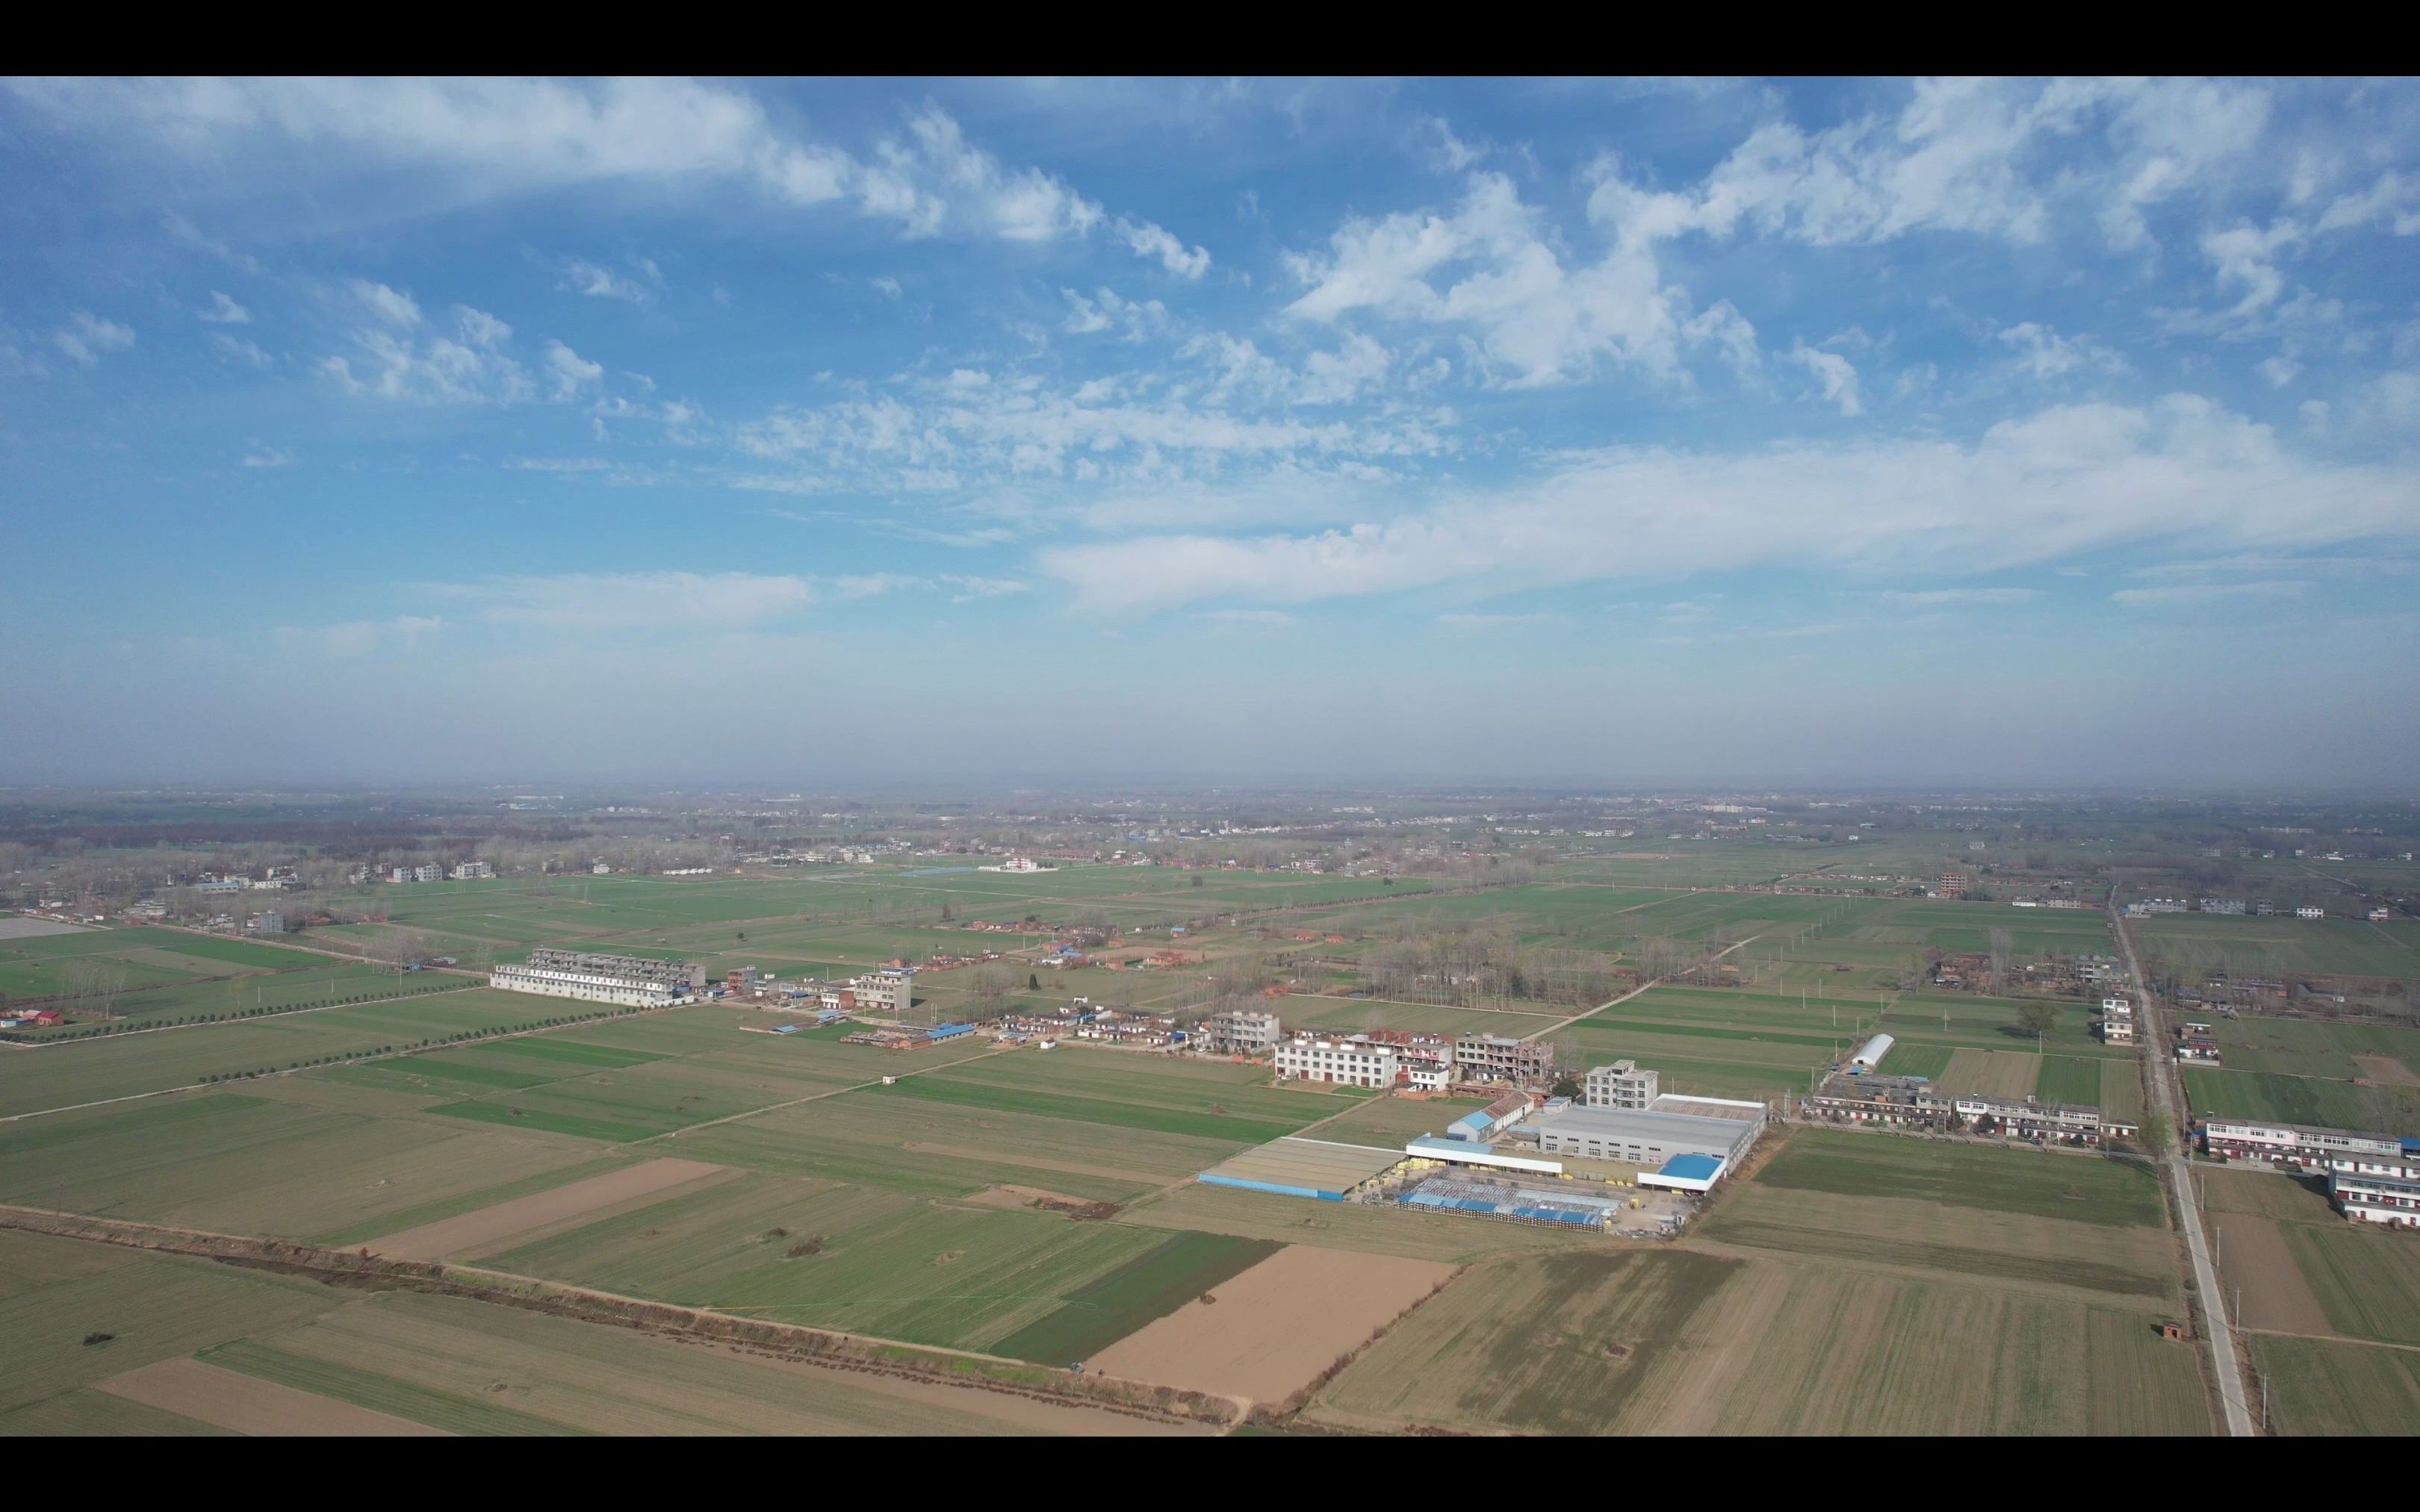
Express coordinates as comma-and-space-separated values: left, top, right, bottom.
2115, 914, 2255, 1437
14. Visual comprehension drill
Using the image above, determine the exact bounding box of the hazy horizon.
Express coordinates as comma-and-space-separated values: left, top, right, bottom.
7, 77, 2419, 788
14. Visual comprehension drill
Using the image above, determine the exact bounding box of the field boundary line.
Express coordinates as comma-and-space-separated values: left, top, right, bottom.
3, 981, 477, 1053
0, 1202, 1241, 1430
0, 996, 683, 1125
612, 1045, 1021, 1150
2236, 1325, 2420, 1356
1520, 934, 1762, 1042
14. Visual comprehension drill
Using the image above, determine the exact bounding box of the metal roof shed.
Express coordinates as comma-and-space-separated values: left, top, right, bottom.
1637, 1153, 1725, 1192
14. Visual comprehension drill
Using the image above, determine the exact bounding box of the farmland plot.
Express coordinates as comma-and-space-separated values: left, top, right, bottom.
2252, 1334, 2420, 1436
215, 1283, 1206, 1435
1752, 1130, 2168, 1228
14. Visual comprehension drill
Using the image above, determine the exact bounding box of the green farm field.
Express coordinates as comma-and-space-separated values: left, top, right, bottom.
1749, 1129, 2168, 1228
2183, 1065, 2420, 1138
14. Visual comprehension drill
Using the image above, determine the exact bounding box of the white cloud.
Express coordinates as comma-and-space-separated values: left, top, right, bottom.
2201, 219, 2303, 315
273, 615, 443, 657
2315, 171, 2420, 237
10, 81, 1196, 272
832, 573, 919, 598
52, 311, 134, 367
1997, 322, 2126, 381
241, 447, 291, 467
426, 570, 816, 631
1424, 117, 1483, 173
1786, 340, 1862, 415
1628, 78, 2269, 253
561, 257, 650, 302
199, 290, 251, 324
211, 332, 273, 368
2258, 355, 2301, 388
871, 276, 903, 298
2109, 580, 2309, 608
319, 300, 532, 405
1285, 171, 1757, 388
543, 339, 604, 400
1114, 217, 1211, 279
1041, 394, 2420, 615
939, 574, 1030, 600
1061, 287, 1167, 340
1436, 612, 1545, 629
1873, 588, 2043, 606
348, 279, 423, 328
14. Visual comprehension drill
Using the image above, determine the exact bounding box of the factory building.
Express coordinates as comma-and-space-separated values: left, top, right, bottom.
1528, 1104, 1761, 1177
491, 948, 700, 1008
1585, 1060, 1658, 1110
1849, 1033, 1894, 1071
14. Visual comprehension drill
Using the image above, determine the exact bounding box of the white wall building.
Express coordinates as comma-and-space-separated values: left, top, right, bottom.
1274, 1033, 1400, 1089
1204, 1008, 1282, 1056
490, 960, 686, 1008
848, 968, 913, 1017
1584, 1060, 1660, 1110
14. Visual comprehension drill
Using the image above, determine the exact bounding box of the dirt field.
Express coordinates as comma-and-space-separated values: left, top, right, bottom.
0, 916, 90, 940
900, 1141, 1166, 1186
359, 1158, 729, 1260
2354, 1055, 2420, 1088
96, 1357, 450, 1437
1087, 1245, 1453, 1404
1939, 1048, 2043, 1100
2212, 1213, 2333, 1334
962, 1184, 1096, 1212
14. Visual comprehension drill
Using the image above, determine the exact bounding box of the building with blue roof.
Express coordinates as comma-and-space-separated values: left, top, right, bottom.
1639, 1153, 1727, 1193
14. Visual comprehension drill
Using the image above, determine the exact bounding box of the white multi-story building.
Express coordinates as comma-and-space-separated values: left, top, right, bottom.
413, 865, 443, 883
1203, 1008, 1282, 1057
1274, 1033, 1400, 1089
1585, 1060, 1660, 1110
490, 949, 697, 1008
2205, 1119, 2396, 1167
1454, 1033, 1551, 1086
2100, 995, 2135, 1043
848, 968, 913, 1017
2296, 906, 2327, 920
2331, 1148, 2420, 1227
453, 860, 494, 880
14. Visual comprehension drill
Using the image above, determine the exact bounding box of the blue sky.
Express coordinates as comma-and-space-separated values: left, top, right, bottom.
4, 77, 2419, 788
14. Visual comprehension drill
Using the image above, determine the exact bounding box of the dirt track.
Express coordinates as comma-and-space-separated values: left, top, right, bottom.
1087, 1244, 1453, 1404
99, 1356, 452, 1436
901, 1141, 1165, 1186
359, 1158, 730, 1260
